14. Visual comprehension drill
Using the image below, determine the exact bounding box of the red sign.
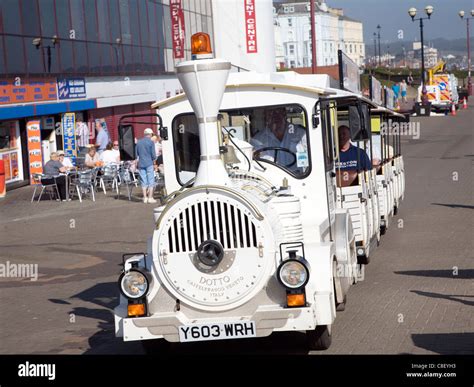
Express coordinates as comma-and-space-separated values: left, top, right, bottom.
26, 121, 43, 184
244, 0, 258, 53
0, 78, 57, 105
170, 0, 185, 59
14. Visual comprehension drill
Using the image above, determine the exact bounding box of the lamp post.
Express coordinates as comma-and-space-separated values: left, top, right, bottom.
373, 32, 377, 68
310, 0, 317, 74
459, 10, 474, 96
377, 24, 381, 66
408, 6, 434, 101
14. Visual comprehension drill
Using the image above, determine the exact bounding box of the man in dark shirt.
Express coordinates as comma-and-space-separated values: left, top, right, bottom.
336, 125, 371, 171
136, 128, 157, 204
42, 152, 68, 200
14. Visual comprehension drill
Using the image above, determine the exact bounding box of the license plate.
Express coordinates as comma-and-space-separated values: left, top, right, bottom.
178, 321, 256, 342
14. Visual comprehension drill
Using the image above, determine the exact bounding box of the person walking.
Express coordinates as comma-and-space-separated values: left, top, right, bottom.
400, 79, 407, 103
95, 119, 110, 155
136, 128, 157, 204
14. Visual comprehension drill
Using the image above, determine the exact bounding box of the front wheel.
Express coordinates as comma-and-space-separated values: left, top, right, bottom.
306, 325, 332, 351
336, 295, 347, 311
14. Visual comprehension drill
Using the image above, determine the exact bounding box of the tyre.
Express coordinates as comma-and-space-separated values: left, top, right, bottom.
357, 254, 370, 265
336, 295, 347, 311
393, 205, 398, 216
306, 325, 332, 351
380, 224, 386, 235
141, 339, 171, 354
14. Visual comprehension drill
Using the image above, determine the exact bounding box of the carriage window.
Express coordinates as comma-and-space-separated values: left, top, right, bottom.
172, 104, 310, 185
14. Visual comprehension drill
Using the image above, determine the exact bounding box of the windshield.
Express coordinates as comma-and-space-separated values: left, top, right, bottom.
172, 104, 310, 185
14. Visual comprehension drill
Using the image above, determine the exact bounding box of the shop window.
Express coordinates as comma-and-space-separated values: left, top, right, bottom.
0, 121, 23, 184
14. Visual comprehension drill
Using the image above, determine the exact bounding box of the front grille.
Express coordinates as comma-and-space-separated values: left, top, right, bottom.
167, 200, 258, 253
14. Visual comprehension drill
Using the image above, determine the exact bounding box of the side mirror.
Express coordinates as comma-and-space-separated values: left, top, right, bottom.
348, 105, 362, 140
360, 104, 371, 140
160, 126, 169, 141
312, 114, 320, 128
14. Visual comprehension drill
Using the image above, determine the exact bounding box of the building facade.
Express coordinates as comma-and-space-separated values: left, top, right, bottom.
274, 0, 365, 69
0, 0, 276, 190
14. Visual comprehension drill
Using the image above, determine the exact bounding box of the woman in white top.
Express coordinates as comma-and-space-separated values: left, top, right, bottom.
100, 142, 120, 164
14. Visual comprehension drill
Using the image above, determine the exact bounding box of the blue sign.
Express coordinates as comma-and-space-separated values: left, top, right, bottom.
62, 113, 77, 164
57, 78, 87, 100
438, 82, 447, 91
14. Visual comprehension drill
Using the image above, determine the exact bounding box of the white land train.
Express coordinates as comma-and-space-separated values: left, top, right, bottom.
370, 107, 406, 233
114, 63, 387, 351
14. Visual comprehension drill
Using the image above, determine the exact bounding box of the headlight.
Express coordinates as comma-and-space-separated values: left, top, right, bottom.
277, 259, 309, 289
119, 269, 150, 299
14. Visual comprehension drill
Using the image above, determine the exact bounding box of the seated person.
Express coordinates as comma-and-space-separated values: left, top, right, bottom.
111, 141, 121, 162
371, 134, 395, 167
250, 107, 307, 172
336, 125, 371, 171
85, 146, 101, 168
42, 152, 67, 201
58, 151, 75, 170
100, 142, 120, 164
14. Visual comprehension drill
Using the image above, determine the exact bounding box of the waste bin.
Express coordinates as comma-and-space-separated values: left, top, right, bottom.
0, 159, 5, 198
415, 102, 431, 116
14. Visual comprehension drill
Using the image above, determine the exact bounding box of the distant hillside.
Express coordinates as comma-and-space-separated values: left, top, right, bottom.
367, 38, 473, 57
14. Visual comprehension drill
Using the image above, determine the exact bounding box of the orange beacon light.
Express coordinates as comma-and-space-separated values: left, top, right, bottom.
191, 32, 213, 59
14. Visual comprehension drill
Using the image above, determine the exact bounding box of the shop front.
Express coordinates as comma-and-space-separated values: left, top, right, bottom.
0, 120, 25, 188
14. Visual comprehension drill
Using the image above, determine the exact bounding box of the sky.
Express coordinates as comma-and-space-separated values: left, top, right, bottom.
326, 0, 473, 43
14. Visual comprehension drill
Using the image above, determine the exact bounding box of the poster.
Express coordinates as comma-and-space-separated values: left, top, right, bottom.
170, 0, 185, 59
338, 50, 361, 94
370, 76, 383, 105
3, 153, 11, 181
57, 78, 87, 99
27, 120, 43, 184
244, 0, 258, 53
0, 79, 57, 105
10, 152, 18, 181
62, 113, 77, 164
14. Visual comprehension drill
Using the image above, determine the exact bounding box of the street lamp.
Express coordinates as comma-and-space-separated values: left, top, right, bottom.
408, 5, 434, 101
373, 32, 377, 68
32, 36, 58, 73
377, 24, 381, 66
459, 9, 474, 95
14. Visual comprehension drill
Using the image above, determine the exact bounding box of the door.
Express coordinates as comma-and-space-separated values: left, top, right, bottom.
318, 99, 338, 240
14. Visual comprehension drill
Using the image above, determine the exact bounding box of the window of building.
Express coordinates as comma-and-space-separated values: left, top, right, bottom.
4, 36, 25, 74
38, 0, 57, 37
1, 0, 22, 34
288, 18, 292, 27
20, 0, 41, 36
0, 0, 197, 77
288, 44, 295, 56
70, 0, 86, 39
